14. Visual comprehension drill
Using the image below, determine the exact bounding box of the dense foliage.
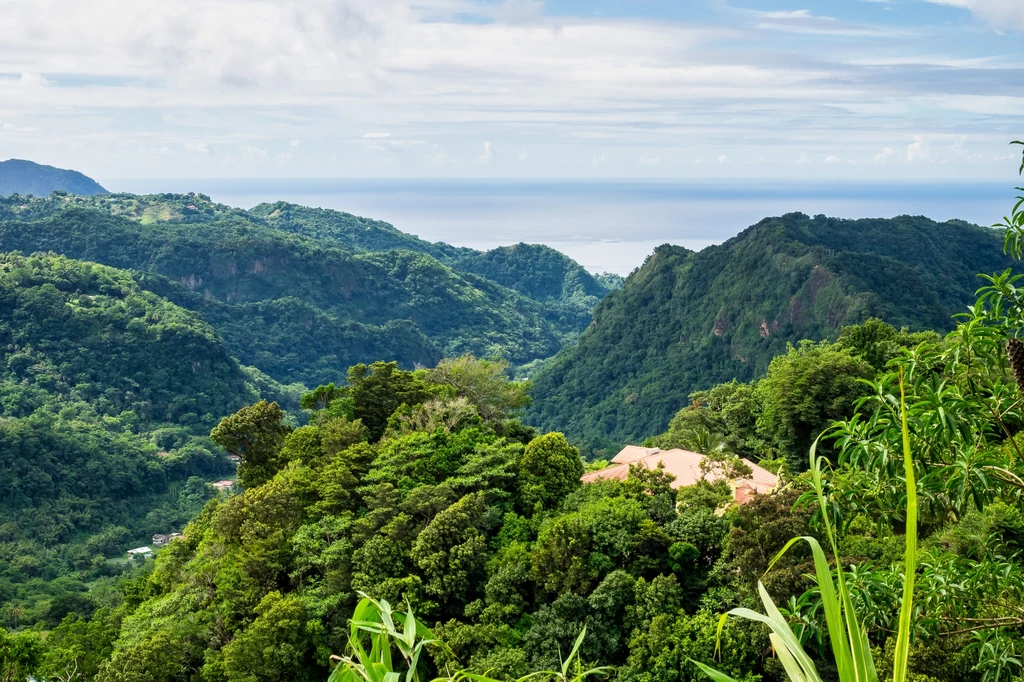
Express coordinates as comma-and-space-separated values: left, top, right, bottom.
528, 213, 1019, 454
12, 166, 1024, 682
0, 193, 612, 387
650, 320, 937, 471
0, 253, 252, 630
3, 334, 945, 682
0, 159, 107, 197
2, 357, 827, 682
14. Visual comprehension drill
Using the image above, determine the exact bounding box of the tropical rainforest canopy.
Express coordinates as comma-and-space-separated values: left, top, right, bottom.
4, 156, 1024, 682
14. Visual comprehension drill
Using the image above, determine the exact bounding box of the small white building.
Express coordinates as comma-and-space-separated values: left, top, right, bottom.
127, 546, 153, 557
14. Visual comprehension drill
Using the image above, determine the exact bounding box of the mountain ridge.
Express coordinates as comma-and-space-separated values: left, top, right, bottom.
526, 212, 1019, 451
0, 159, 107, 197
0, 191, 614, 388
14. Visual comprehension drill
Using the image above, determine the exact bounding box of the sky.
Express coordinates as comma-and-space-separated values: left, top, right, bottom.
1, 0, 1023, 181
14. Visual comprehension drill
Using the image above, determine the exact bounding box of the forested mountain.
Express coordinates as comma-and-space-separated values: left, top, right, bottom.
7, 179, 1024, 682
0, 159, 107, 197
12, 315, 1021, 682
49, 359, 789, 682
527, 213, 1020, 451
0, 193, 612, 387
250, 201, 473, 262
0, 253, 255, 629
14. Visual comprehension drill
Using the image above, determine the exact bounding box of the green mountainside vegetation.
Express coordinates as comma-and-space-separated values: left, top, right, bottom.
0, 193, 614, 387
0, 159, 108, 197
0, 253, 253, 631
527, 213, 1020, 454
9, 301, 1024, 682
8, 163, 1024, 682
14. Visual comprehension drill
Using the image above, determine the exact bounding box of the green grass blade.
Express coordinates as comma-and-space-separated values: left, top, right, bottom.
807, 442, 860, 682
727, 601, 820, 678
563, 626, 588, 676
690, 660, 741, 682
770, 633, 811, 682
892, 373, 918, 682
849, 621, 878, 682
402, 603, 418, 652
768, 537, 850, 680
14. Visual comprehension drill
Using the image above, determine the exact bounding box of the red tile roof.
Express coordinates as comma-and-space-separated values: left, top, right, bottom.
581, 446, 779, 505
611, 445, 663, 464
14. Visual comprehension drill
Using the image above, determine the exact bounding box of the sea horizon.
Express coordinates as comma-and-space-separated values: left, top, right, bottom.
110, 178, 1018, 275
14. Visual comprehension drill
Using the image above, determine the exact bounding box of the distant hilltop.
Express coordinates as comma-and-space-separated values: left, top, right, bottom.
0, 158, 107, 197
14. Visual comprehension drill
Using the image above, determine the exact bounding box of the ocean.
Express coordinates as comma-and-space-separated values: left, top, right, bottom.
111, 179, 1018, 275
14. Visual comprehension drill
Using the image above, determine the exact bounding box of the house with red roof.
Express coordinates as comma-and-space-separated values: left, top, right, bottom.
581, 445, 778, 505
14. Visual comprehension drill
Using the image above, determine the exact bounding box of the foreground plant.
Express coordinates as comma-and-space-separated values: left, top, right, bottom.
328, 593, 444, 682
457, 627, 612, 682
694, 374, 918, 682
328, 595, 611, 682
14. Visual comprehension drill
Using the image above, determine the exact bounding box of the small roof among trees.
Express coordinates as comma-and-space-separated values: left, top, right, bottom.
583, 445, 778, 505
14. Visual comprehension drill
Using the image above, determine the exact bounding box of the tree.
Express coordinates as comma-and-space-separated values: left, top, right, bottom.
0, 628, 42, 682
518, 433, 583, 512
727, 487, 817, 601
530, 513, 595, 594
220, 592, 315, 682
210, 400, 290, 488
37, 611, 119, 682
658, 381, 766, 460
321, 417, 367, 455
429, 355, 531, 422
838, 318, 939, 372
411, 493, 488, 609
618, 610, 762, 682
756, 341, 874, 469
300, 383, 347, 412
347, 362, 437, 442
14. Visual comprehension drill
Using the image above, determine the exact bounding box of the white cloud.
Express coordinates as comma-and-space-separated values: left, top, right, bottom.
429, 150, 455, 166
0, 0, 1017, 178
874, 147, 901, 163
870, 135, 981, 165
825, 155, 841, 164
796, 153, 810, 164
290, 139, 301, 149
638, 154, 660, 166
362, 134, 424, 153
758, 10, 816, 19
693, 158, 704, 166
926, 0, 1024, 30
906, 136, 931, 162
19, 72, 51, 86
747, 7, 910, 37
240, 144, 267, 161
518, 150, 529, 161
718, 155, 728, 165
479, 141, 494, 164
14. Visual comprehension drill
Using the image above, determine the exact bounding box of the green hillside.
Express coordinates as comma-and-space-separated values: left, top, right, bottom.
0, 253, 255, 628
0, 193, 604, 387
252, 204, 615, 329
527, 212, 1020, 450
250, 201, 472, 261
0, 159, 107, 197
